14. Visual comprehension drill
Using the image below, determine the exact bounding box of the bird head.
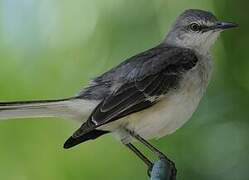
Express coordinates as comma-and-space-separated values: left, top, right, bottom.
165, 9, 238, 55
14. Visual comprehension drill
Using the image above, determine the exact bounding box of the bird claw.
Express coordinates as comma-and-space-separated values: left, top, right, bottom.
147, 164, 153, 177
161, 157, 177, 180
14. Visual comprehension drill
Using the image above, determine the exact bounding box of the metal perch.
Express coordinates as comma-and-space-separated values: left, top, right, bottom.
150, 159, 177, 180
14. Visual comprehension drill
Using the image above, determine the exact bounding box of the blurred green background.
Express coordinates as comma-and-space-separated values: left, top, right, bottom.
0, 0, 248, 180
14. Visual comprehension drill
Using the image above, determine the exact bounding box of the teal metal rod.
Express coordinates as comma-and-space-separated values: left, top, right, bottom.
150, 159, 176, 180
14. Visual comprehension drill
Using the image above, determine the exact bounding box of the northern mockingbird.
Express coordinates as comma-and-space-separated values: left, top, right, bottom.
0, 9, 237, 177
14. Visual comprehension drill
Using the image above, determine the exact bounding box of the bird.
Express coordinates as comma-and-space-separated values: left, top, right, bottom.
0, 9, 237, 177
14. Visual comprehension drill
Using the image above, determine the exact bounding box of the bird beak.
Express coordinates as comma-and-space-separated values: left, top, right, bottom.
215, 21, 238, 30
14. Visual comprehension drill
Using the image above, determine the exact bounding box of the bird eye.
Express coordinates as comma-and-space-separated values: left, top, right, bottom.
190, 23, 201, 32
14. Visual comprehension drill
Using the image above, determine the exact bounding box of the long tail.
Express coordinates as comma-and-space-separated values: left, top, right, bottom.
0, 97, 95, 121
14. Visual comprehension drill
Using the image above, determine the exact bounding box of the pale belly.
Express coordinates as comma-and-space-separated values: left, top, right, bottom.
124, 85, 203, 140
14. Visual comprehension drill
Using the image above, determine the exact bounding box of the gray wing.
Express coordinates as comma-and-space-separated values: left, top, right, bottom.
78, 44, 197, 100
73, 45, 198, 134
66, 44, 198, 145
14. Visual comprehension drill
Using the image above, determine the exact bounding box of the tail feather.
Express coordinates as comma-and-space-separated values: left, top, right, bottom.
0, 98, 96, 121
64, 130, 109, 149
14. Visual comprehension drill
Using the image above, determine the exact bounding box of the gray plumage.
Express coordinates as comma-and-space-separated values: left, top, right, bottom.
0, 9, 237, 149
79, 45, 197, 100
73, 45, 198, 137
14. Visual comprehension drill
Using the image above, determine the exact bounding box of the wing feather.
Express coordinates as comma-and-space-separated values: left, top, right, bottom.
67, 44, 198, 143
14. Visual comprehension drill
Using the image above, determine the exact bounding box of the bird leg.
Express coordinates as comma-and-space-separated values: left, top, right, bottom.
125, 143, 153, 168
130, 132, 171, 161
128, 130, 177, 179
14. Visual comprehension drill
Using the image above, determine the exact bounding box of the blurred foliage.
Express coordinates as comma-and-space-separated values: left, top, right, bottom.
0, 0, 248, 180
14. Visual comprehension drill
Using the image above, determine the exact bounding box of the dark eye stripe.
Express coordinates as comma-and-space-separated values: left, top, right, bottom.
200, 25, 212, 32
188, 23, 209, 33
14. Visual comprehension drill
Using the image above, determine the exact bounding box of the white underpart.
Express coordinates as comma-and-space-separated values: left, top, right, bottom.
100, 54, 213, 143
176, 31, 220, 55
